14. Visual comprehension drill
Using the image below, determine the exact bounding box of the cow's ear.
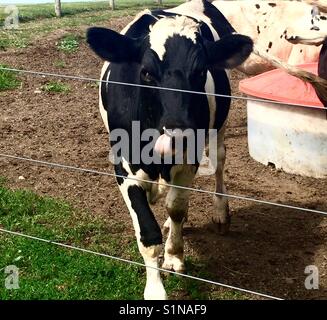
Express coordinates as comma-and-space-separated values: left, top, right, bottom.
87, 27, 142, 63
205, 34, 253, 69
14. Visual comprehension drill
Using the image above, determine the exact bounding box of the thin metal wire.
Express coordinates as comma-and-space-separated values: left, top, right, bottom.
0, 65, 324, 301
0, 227, 283, 300
1, 153, 326, 216
0, 66, 325, 111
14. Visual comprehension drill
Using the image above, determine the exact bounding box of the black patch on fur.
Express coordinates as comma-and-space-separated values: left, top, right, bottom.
268, 3, 277, 7
115, 163, 128, 185
268, 41, 272, 49
209, 67, 231, 130
128, 185, 162, 247
125, 14, 158, 38
321, 16, 327, 20
255, 4, 260, 9
87, 27, 143, 63
203, 0, 236, 37
318, 39, 327, 107
257, 26, 260, 34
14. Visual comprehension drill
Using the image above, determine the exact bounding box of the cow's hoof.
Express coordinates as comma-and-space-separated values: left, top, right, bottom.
162, 255, 185, 274
212, 215, 231, 235
144, 283, 167, 300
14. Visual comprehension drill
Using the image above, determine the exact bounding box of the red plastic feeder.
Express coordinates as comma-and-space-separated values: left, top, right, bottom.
239, 63, 327, 178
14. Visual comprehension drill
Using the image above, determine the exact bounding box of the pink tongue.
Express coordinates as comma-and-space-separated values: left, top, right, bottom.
154, 134, 173, 156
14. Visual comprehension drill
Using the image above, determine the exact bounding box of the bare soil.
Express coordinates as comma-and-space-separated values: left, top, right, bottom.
0, 17, 326, 300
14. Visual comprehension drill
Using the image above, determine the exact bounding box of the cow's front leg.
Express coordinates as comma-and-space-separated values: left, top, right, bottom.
211, 127, 230, 235
116, 165, 166, 300
163, 165, 197, 273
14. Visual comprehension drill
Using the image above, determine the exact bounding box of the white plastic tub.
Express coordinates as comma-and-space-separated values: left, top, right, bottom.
239, 63, 327, 178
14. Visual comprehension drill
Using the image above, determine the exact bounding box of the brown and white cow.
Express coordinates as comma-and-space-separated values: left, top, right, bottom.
212, 0, 327, 75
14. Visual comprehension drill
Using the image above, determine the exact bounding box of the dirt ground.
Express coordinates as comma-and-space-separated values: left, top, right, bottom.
0, 16, 326, 300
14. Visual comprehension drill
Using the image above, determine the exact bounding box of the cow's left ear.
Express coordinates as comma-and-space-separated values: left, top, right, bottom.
87, 27, 142, 63
205, 34, 253, 69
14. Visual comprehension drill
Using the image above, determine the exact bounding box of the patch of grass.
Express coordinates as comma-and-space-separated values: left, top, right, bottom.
0, 181, 210, 300
0, 34, 28, 50
0, 64, 21, 91
54, 60, 66, 68
0, 1, 183, 50
57, 34, 80, 53
0, 179, 250, 300
41, 81, 70, 93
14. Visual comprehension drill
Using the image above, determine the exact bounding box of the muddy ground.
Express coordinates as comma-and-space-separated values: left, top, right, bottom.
0, 16, 326, 300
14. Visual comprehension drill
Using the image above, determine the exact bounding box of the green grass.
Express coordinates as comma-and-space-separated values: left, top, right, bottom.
0, 1, 183, 50
0, 1, 182, 23
0, 179, 213, 300
57, 34, 80, 53
54, 60, 66, 68
41, 81, 70, 93
0, 64, 21, 91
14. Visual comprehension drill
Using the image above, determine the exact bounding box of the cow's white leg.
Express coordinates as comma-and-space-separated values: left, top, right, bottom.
211, 126, 230, 235
162, 165, 196, 273
162, 217, 171, 236
116, 164, 166, 300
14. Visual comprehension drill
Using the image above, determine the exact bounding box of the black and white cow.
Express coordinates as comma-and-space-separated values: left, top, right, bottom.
87, 0, 252, 300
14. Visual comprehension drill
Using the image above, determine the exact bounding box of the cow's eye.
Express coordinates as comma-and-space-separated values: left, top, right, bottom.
141, 69, 156, 84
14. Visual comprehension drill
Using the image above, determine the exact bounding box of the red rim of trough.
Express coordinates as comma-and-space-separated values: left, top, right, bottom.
239, 63, 324, 108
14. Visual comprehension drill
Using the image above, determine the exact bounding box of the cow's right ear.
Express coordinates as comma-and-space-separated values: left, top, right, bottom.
87, 27, 141, 63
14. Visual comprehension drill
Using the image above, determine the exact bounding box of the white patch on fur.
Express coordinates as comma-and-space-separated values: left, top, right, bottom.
205, 71, 217, 129
210, 123, 229, 224
99, 61, 110, 132
165, 165, 196, 212
167, 0, 220, 40
149, 16, 199, 60
162, 221, 184, 272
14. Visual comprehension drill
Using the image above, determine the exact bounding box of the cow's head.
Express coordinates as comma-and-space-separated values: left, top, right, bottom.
87, 16, 252, 156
